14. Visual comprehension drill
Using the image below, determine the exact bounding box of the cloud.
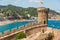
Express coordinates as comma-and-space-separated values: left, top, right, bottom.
0, 0, 5, 1
28, 0, 44, 5
28, 0, 42, 3
13, 0, 22, 4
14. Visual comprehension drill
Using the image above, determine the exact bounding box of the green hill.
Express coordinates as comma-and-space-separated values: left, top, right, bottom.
0, 4, 60, 19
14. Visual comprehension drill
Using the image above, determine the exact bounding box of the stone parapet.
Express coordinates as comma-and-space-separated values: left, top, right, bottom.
37, 7, 49, 13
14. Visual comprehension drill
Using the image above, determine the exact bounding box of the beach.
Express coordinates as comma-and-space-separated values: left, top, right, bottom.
0, 19, 34, 26
48, 19, 60, 20
0, 20, 13, 26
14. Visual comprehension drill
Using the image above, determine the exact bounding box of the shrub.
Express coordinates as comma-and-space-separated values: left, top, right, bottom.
16, 32, 26, 40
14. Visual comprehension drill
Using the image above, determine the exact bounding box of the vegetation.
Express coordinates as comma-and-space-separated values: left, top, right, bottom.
0, 4, 60, 19
48, 10, 60, 19
15, 32, 26, 40
0, 5, 37, 17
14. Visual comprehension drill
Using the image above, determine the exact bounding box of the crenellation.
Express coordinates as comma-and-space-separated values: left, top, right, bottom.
32, 22, 37, 26
4, 30, 10, 36
26, 24, 31, 29
19, 26, 25, 30
0, 33, 3, 37
12, 28, 17, 33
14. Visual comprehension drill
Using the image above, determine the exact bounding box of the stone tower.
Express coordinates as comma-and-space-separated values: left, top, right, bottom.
37, 7, 49, 25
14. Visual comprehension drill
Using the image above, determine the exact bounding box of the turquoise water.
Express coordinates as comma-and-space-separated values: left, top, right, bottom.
0, 20, 60, 34
0, 21, 33, 34
48, 20, 60, 29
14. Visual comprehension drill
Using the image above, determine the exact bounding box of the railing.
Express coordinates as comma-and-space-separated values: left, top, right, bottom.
0, 22, 47, 39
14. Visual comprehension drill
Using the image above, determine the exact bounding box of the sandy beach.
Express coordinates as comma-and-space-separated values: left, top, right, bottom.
0, 20, 13, 26
48, 19, 60, 20
0, 19, 34, 26
47, 27, 60, 40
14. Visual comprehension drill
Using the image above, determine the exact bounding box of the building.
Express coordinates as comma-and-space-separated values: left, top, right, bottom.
37, 7, 49, 25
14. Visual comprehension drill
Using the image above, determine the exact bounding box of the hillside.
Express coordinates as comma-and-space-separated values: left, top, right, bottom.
0, 5, 60, 19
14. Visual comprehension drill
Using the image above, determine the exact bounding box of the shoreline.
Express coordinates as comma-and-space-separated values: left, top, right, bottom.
48, 19, 60, 20
0, 19, 34, 26
0, 20, 13, 26
0, 19, 60, 26
48, 27, 60, 30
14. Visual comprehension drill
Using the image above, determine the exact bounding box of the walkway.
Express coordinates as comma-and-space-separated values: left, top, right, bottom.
21, 32, 41, 40
21, 30, 51, 40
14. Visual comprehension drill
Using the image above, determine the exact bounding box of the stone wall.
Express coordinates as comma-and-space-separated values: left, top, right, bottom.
26, 25, 47, 36
0, 22, 47, 40
37, 7, 49, 24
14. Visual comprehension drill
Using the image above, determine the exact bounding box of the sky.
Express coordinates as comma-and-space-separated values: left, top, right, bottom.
0, 0, 60, 12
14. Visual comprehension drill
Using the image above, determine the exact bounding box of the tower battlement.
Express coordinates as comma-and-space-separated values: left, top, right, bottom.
37, 7, 49, 13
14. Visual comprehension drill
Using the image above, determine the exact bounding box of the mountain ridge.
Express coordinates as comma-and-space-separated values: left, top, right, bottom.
0, 5, 60, 19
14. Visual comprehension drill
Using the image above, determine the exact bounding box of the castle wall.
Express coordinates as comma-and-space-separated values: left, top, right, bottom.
0, 23, 47, 40
0, 7, 49, 40
26, 25, 47, 36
